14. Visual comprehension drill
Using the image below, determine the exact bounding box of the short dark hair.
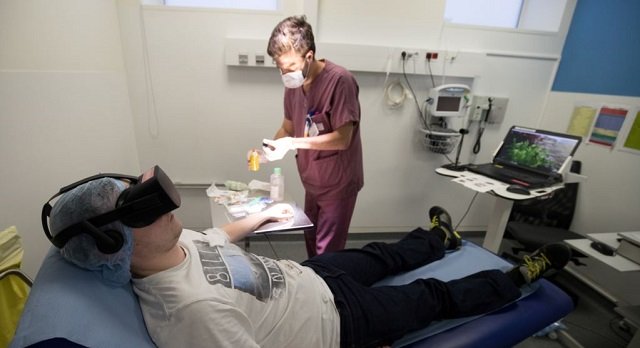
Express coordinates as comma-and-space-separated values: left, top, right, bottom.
267, 15, 316, 59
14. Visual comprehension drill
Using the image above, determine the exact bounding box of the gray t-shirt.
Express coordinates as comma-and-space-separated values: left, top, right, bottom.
132, 229, 340, 347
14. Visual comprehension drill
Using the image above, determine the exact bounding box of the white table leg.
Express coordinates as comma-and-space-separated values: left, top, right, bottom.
482, 197, 514, 253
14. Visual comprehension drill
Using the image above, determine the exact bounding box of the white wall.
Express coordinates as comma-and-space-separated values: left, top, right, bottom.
0, 0, 140, 278
540, 92, 640, 234
120, 0, 577, 233
12, 0, 627, 278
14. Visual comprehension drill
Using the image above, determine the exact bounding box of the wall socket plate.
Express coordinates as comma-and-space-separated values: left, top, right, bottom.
238, 53, 249, 65
469, 96, 509, 123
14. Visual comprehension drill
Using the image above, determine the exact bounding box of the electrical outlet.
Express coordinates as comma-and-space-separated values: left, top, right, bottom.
401, 51, 419, 60
255, 53, 265, 66
238, 53, 249, 65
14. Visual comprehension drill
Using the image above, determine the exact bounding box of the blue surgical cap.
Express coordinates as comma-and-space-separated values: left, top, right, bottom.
49, 177, 134, 286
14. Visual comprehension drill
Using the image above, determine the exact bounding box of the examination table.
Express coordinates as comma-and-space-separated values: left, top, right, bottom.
10, 240, 573, 348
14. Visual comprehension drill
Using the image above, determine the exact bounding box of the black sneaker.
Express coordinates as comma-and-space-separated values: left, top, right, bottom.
518, 243, 572, 284
429, 206, 462, 250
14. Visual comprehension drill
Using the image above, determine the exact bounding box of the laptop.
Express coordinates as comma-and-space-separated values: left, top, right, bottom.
466, 126, 582, 188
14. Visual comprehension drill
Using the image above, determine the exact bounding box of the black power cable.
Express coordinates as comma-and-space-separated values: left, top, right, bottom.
401, 52, 429, 130
454, 192, 479, 231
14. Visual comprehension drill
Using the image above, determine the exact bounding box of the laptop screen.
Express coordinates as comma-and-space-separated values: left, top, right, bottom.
494, 126, 582, 176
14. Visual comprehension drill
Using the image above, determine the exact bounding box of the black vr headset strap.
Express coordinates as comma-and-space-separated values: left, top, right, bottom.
43, 203, 130, 254
53, 192, 165, 254
41, 172, 139, 252
58, 173, 138, 195
50, 220, 123, 254
81, 220, 124, 254
41, 202, 55, 242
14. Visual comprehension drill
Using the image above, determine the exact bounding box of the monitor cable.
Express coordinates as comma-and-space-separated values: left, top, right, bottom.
262, 233, 281, 260
425, 55, 436, 89
401, 53, 429, 130
454, 192, 479, 231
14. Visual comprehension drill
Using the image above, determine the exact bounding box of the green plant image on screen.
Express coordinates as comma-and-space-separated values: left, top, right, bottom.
507, 140, 551, 168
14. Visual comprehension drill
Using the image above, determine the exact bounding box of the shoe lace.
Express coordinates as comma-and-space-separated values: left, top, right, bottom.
431, 216, 439, 228
523, 253, 551, 279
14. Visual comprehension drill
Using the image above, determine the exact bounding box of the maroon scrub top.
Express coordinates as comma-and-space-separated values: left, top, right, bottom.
283, 60, 364, 200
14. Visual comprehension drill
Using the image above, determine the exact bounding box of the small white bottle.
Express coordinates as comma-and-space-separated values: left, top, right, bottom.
270, 167, 285, 202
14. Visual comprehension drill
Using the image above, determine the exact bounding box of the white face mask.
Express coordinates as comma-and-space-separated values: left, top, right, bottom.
281, 70, 305, 89
281, 55, 312, 89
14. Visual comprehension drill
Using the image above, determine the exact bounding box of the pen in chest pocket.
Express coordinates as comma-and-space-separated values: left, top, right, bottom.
304, 110, 321, 137
304, 110, 314, 137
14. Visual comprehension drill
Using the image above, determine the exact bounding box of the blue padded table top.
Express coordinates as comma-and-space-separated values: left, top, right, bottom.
13, 241, 572, 348
406, 279, 572, 348
374, 240, 574, 348
10, 248, 156, 348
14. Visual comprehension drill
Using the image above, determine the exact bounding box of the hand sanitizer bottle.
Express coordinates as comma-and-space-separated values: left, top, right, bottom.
270, 167, 284, 202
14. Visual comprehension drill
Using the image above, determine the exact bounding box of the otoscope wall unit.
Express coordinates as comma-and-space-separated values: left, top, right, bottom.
470, 96, 510, 123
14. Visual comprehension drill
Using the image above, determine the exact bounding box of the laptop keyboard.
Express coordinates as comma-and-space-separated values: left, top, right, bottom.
467, 164, 557, 188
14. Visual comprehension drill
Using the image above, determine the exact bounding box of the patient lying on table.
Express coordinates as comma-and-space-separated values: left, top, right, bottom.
42, 165, 572, 348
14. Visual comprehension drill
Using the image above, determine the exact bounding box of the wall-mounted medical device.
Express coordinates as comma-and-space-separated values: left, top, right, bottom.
420, 84, 472, 155
429, 84, 471, 117
470, 96, 509, 123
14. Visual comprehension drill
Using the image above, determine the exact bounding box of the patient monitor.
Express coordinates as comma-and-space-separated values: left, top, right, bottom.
429, 84, 471, 117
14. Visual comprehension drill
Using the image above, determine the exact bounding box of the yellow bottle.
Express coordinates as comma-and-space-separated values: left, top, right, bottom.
248, 149, 260, 171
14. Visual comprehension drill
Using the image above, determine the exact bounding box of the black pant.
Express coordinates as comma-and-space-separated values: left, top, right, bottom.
302, 227, 521, 348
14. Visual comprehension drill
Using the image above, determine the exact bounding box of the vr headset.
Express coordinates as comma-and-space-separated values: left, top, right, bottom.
42, 165, 181, 254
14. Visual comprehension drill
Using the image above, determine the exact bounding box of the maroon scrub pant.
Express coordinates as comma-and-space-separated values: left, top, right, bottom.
304, 192, 358, 257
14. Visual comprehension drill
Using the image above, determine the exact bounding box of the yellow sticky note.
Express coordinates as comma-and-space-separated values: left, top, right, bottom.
567, 106, 596, 137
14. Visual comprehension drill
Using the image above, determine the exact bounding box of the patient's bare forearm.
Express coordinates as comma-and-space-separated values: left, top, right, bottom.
220, 214, 269, 242
220, 204, 294, 242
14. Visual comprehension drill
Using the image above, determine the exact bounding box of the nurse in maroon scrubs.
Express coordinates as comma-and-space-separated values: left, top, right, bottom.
262, 15, 364, 257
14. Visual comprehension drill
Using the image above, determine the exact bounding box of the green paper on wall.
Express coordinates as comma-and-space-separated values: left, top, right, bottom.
623, 111, 640, 151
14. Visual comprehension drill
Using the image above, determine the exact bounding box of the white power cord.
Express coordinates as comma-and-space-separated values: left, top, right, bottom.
384, 80, 408, 108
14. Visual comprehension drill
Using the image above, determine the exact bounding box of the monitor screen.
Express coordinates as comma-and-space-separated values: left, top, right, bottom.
494, 127, 581, 175
436, 96, 462, 112
429, 84, 470, 117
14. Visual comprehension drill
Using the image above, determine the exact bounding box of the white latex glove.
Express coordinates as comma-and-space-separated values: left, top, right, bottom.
262, 137, 294, 161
